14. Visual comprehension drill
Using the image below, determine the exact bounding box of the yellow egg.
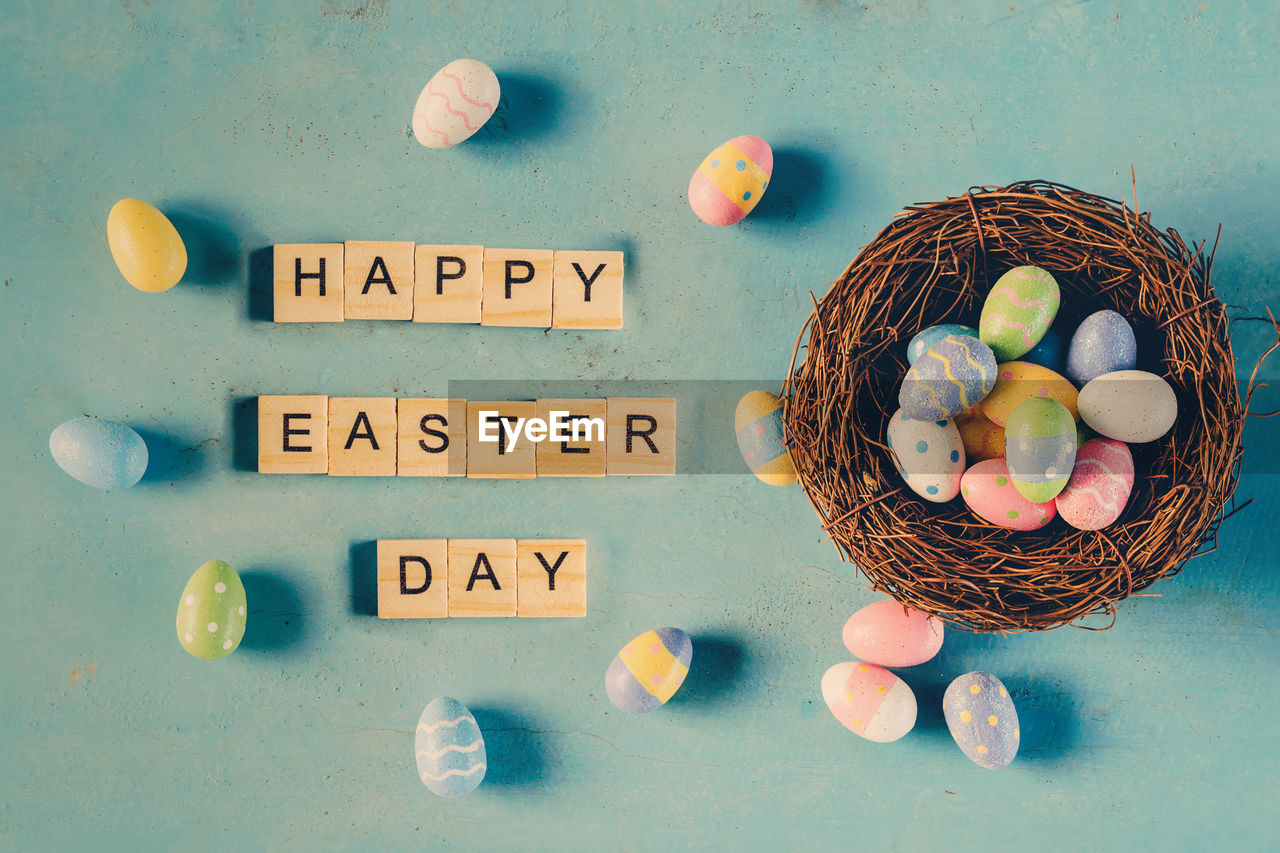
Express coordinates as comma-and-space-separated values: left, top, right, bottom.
980, 361, 1079, 427
956, 408, 1006, 460
107, 198, 187, 292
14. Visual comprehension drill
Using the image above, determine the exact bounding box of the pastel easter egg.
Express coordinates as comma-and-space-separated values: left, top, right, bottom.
49, 417, 148, 490
735, 390, 797, 486
899, 335, 997, 421
176, 560, 246, 661
1055, 438, 1135, 530
107, 198, 187, 293
842, 599, 945, 667
1078, 370, 1177, 443
960, 458, 1056, 530
944, 671, 1019, 769
688, 135, 773, 226
1066, 310, 1137, 386
886, 408, 964, 502
981, 361, 1079, 427
1005, 398, 1076, 502
415, 697, 486, 797
906, 324, 978, 365
821, 662, 917, 742
606, 627, 693, 714
412, 59, 500, 149
956, 408, 1006, 461
979, 266, 1061, 361
1022, 328, 1064, 372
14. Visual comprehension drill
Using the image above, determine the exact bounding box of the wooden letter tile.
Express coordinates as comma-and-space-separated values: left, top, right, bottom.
481, 249, 554, 327
465, 401, 537, 478
258, 395, 328, 473
552, 250, 624, 329
606, 398, 677, 476
413, 244, 483, 324
273, 243, 345, 323
328, 397, 398, 476
397, 398, 467, 477
344, 241, 414, 320
448, 539, 517, 617
535, 398, 606, 477
516, 539, 586, 618
377, 539, 448, 618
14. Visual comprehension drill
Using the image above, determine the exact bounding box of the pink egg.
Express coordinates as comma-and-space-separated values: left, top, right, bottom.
842, 599, 944, 667
820, 661, 917, 743
960, 458, 1056, 530
688, 135, 773, 226
1055, 438, 1134, 530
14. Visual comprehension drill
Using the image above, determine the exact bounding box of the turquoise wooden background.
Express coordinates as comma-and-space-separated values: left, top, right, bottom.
2, 0, 1277, 849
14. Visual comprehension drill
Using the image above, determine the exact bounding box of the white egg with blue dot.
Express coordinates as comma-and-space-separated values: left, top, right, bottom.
886, 408, 964, 502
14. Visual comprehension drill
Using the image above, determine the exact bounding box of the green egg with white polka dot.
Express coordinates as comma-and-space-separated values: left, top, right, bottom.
176, 560, 246, 660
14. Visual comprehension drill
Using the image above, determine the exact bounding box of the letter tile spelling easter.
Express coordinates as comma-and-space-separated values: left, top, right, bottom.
1005, 398, 1076, 502
960, 458, 1056, 530
906, 324, 978, 365
606, 627, 693, 714
886, 408, 964, 502
412, 59, 500, 149
735, 390, 797, 486
416, 697, 486, 797
176, 560, 246, 661
821, 662, 917, 742
979, 266, 1060, 361
843, 599, 945, 668
49, 417, 148, 490
944, 672, 1019, 769
1055, 438, 1135, 530
1066, 310, 1137, 386
688, 135, 773, 226
899, 334, 997, 421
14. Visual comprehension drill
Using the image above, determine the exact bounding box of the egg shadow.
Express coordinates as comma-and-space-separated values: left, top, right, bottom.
239, 570, 308, 653
133, 426, 209, 484
476, 72, 564, 146
469, 705, 553, 792
748, 146, 838, 227
247, 246, 274, 321
1010, 676, 1081, 765
349, 540, 378, 616
666, 633, 750, 710
230, 396, 258, 473
164, 202, 243, 288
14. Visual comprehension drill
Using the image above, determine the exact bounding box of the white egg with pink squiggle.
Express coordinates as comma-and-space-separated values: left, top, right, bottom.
1055, 438, 1134, 530
412, 59, 500, 149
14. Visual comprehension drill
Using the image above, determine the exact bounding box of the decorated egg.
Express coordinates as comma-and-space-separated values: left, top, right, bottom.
886, 409, 964, 502
944, 671, 1019, 769
1005, 398, 1076, 502
1066, 310, 1137, 386
842, 599, 945, 667
1055, 438, 1135, 530
821, 661, 917, 742
979, 266, 1060, 361
49, 417, 148, 490
906, 324, 978, 365
956, 408, 1006, 461
981, 361, 1079, 427
176, 560, 246, 661
688, 135, 773, 226
735, 391, 797, 486
899, 335, 997, 421
1021, 328, 1064, 372
960, 458, 1056, 530
107, 199, 187, 293
415, 697, 486, 797
1078, 369, 1177, 443
412, 59, 500, 149
606, 627, 692, 714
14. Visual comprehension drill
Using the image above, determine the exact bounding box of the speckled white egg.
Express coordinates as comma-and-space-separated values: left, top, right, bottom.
1078, 370, 1177, 443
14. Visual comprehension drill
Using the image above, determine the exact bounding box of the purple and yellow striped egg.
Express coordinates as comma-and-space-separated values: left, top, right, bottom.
821, 661, 918, 743
899, 334, 998, 421
688, 135, 773, 226
606, 627, 693, 714
980, 266, 1061, 362
735, 390, 797, 486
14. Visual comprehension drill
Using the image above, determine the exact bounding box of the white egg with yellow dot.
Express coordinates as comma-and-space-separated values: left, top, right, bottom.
942, 671, 1019, 769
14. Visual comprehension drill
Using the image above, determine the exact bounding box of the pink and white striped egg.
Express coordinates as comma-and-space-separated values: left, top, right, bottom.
821, 661, 917, 743
412, 59, 500, 149
1055, 438, 1134, 530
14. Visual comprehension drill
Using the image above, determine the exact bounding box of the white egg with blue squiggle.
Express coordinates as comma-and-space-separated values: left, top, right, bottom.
415, 696, 486, 797
887, 409, 964, 502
